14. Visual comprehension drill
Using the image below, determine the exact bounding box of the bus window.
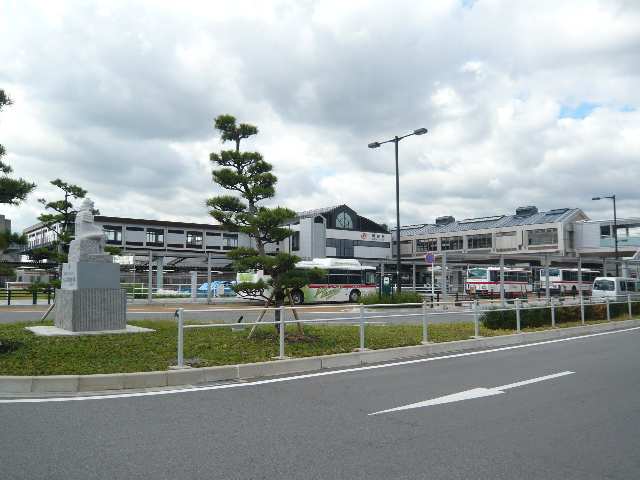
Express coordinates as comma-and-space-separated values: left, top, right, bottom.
489, 271, 498, 282
594, 279, 615, 291
364, 271, 376, 285
467, 268, 487, 279
620, 280, 627, 292
626, 281, 636, 292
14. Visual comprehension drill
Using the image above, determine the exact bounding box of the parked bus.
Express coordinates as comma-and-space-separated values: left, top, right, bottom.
539, 268, 600, 295
591, 277, 640, 301
465, 267, 531, 298
237, 258, 376, 304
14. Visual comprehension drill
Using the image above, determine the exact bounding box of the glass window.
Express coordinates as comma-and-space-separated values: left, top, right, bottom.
336, 211, 354, 229
186, 231, 203, 247
594, 279, 615, 291
441, 236, 463, 251
416, 238, 438, 252
223, 234, 238, 248
467, 268, 487, 279
103, 225, 122, 244
291, 231, 300, 251
468, 234, 492, 249
364, 271, 376, 285
527, 228, 558, 246
146, 228, 164, 246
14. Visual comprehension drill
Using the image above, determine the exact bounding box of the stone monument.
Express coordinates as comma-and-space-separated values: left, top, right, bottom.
54, 198, 127, 332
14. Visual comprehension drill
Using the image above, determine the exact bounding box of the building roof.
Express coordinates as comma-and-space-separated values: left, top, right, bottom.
296, 205, 345, 218
399, 208, 585, 236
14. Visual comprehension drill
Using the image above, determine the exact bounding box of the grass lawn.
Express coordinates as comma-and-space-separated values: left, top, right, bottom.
0, 316, 628, 376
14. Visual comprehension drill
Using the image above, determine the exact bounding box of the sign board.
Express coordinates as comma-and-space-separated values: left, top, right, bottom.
425, 252, 435, 264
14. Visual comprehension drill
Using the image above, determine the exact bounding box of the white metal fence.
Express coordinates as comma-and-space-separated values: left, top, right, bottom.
172, 295, 640, 368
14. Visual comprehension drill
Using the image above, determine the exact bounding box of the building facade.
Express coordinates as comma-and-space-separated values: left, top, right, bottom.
272, 205, 392, 261
397, 206, 589, 260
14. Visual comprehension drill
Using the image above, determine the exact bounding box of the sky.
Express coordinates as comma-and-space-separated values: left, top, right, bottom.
1, 0, 639, 232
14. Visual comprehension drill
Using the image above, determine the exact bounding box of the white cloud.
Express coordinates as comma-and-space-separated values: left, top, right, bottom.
1, 0, 639, 232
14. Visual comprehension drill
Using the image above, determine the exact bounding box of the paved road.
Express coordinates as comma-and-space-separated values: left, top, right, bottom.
0, 305, 472, 325
1, 327, 639, 479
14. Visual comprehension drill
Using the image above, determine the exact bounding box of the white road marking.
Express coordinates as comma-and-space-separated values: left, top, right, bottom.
0, 326, 636, 405
369, 371, 574, 415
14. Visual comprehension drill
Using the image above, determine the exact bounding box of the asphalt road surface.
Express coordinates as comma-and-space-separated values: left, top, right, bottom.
1, 326, 639, 479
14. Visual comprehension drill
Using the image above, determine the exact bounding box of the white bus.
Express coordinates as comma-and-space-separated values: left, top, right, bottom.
237, 258, 376, 304
539, 268, 600, 295
465, 267, 532, 298
591, 277, 640, 301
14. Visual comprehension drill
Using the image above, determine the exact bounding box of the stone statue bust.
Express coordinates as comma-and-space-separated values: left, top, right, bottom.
67, 198, 112, 264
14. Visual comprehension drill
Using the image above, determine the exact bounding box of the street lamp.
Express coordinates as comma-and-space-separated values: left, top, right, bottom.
592, 194, 619, 276
368, 127, 428, 294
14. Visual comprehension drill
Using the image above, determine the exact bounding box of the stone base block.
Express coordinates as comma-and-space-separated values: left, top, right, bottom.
55, 288, 127, 332
26, 325, 154, 336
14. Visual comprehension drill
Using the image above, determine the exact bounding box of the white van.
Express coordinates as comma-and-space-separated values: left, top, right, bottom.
591, 277, 640, 300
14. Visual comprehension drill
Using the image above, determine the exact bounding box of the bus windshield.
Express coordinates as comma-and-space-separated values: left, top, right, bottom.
467, 268, 487, 279
593, 279, 615, 291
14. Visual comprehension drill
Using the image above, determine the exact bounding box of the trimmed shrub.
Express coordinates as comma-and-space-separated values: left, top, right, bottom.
481, 306, 551, 330
360, 291, 423, 305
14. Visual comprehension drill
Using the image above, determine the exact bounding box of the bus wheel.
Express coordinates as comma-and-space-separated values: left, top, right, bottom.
290, 290, 304, 305
349, 290, 361, 303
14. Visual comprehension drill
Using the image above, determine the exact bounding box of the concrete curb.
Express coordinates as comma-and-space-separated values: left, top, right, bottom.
1, 319, 638, 395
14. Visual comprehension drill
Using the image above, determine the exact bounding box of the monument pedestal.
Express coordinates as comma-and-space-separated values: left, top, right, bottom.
55, 261, 127, 332
55, 288, 127, 332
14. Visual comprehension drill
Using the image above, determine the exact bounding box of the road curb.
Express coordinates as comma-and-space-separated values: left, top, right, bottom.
1, 319, 638, 395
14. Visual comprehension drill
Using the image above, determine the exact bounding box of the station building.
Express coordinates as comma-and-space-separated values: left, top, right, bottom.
271, 205, 392, 262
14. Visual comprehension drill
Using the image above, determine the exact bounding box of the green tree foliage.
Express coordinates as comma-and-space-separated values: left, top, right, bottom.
0, 89, 36, 205
32, 179, 87, 262
207, 115, 319, 308
206, 114, 295, 255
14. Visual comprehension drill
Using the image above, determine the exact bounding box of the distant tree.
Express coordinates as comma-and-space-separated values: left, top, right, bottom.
33, 179, 87, 262
0, 89, 36, 205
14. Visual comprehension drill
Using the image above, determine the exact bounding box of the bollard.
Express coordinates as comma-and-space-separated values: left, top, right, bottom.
606, 298, 610, 321
422, 300, 429, 344
7, 289, 11, 306
32, 289, 37, 305
515, 298, 521, 333
551, 298, 556, 328
279, 305, 286, 359
47, 289, 52, 305
473, 300, 480, 337
176, 308, 184, 368
359, 304, 366, 351
430, 295, 434, 309
580, 294, 585, 325
628, 294, 633, 319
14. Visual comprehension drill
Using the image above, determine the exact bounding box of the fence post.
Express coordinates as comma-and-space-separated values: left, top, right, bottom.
359, 304, 366, 351
551, 298, 556, 328
7, 288, 11, 306
606, 297, 611, 321
515, 298, 521, 333
628, 294, 632, 319
176, 308, 184, 368
422, 300, 429, 344
580, 293, 585, 325
278, 305, 286, 359
473, 300, 480, 337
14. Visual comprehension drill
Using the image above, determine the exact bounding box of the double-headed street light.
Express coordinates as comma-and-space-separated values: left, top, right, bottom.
368, 128, 428, 294
592, 194, 619, 276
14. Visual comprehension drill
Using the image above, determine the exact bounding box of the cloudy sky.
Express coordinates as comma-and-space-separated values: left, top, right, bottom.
1, 0, 639, 232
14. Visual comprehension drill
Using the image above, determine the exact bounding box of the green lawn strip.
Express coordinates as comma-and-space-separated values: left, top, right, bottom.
0, 316, 633, 376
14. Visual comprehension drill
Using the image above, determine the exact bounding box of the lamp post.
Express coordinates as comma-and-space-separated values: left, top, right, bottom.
368, 127, 428, 294
592, 194, 619, 276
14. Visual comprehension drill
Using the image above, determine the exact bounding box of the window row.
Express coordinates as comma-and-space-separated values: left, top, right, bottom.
103, 225, 238, 249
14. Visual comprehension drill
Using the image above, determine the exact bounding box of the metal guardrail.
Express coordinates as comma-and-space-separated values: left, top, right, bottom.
0, 287, 55, 305
172, 295, 640, 368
